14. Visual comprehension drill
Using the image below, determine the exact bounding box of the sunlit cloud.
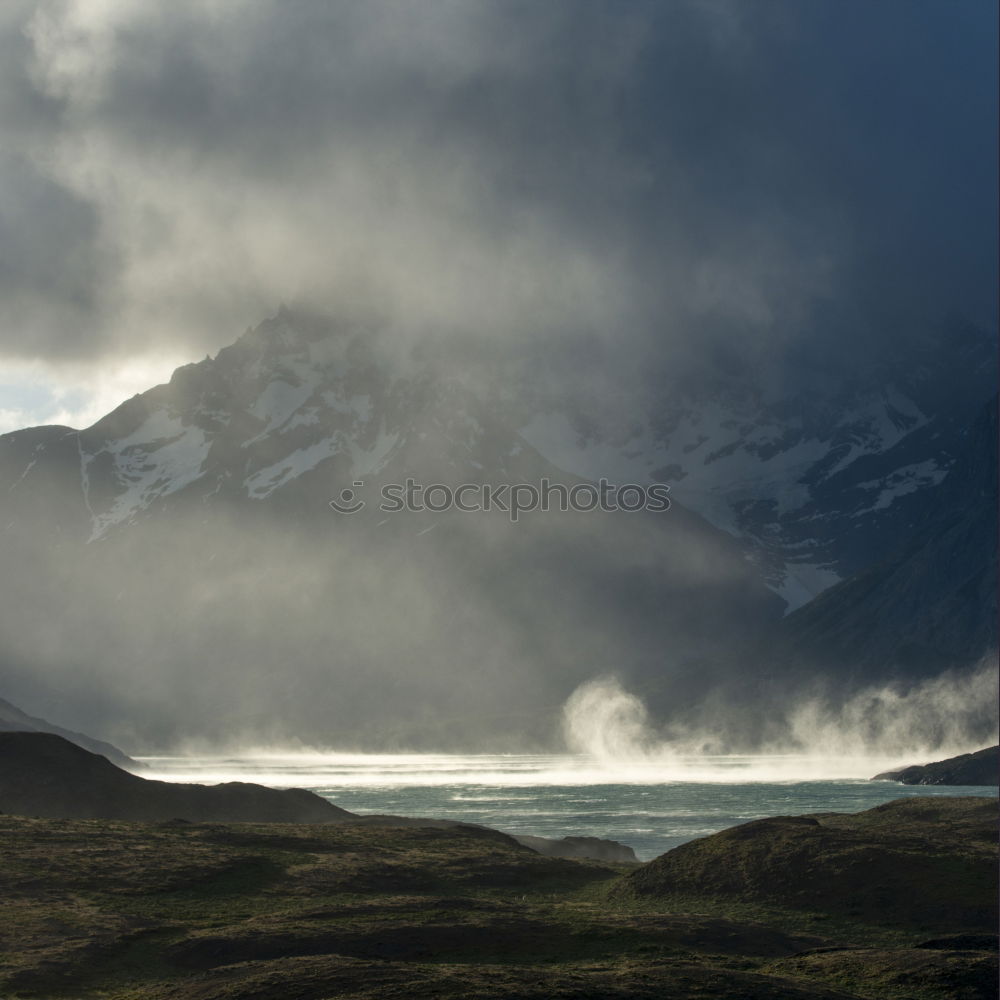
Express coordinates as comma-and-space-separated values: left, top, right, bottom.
0, 355, 187, 432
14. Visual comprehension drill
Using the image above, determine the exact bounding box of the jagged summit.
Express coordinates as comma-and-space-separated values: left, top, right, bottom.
2, 310, 553, 543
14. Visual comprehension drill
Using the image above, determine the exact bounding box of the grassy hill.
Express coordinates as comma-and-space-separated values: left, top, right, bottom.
0, 798, 995, 999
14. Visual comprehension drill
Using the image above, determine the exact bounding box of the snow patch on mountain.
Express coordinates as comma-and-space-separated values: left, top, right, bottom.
518, 385, 943, 612
86, 412, 211, 539
348, 424, 400, 477
772, 562, 842, 611
282, 408, 322, 432
243, 421, 400, 499
518, 412, 650, 483
249, 376, 318, 436
519, 408, 829, 533
244, 436, 343, 499
323, 392, 373, 423
855, 460, 947, 515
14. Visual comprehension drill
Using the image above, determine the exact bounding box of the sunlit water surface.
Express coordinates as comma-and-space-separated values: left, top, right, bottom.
138, 752, 996, 861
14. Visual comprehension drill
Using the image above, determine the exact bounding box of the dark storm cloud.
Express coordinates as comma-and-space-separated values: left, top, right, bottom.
0, 0, 995, 371
0, 154, 113, 349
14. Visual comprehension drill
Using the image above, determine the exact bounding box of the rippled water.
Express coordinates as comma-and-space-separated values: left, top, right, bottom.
139, 752, 996, 861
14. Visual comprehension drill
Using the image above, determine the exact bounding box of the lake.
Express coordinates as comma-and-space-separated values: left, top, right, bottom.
138, 751, 996, 860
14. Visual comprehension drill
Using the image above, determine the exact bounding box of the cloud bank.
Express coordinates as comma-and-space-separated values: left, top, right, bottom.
0, 0, 995, 413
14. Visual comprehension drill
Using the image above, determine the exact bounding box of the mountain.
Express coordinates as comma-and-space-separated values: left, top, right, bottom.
5, 311, 991, 607
0, 731, 352, 822
0, 308, 993, 747
0, 697, 140, 770
0, 308, 782, 748
0, 311, 559, 542
774, 396, 998, 683
518, 321, 996, 610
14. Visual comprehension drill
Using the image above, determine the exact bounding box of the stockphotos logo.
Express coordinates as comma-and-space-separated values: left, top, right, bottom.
329, 478, 670, 522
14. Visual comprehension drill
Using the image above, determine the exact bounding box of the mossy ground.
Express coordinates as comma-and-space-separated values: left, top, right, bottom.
0, 809, 994, 999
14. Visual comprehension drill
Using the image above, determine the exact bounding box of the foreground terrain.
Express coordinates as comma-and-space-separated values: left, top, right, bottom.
0, 797, 995, 999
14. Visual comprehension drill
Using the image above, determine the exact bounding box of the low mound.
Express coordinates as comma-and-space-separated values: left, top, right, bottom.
769, 946, 999, 1000
513, 833, 637, 863
334, 814, 637, 862
872, 745, 998, 785
0, 731, 352, 823
617, 797, 998, 931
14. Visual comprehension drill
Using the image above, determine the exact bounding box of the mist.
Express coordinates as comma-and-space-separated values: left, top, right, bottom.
0, 305, 994, 754
1, 1, 996, 407
561, 671, 999, 780
0, 464, 779, 752
126, 666, 999, 789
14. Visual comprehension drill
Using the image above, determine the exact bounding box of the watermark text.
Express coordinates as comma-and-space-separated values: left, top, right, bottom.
329, 478, 670, 521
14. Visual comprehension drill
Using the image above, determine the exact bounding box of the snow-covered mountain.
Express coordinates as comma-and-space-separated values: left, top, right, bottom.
0, 308, 993, 747
4, 311, 991, 618
776, 394, 998, 682
518, 322, 995, 610
2, 308, 564, 545
0, 308, 787, 748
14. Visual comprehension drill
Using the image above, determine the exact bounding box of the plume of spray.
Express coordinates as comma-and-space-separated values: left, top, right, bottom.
561, 677, 654, 762
561, 665, 998, 781
782, 663, 999, 760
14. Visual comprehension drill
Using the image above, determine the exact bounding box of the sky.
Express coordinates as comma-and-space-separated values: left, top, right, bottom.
0, 0, 996, 432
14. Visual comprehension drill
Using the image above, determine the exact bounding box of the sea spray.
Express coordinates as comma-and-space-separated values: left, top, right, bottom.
782, 661, 999, 760
561, 677, 658, 761
559, 663, 998, 768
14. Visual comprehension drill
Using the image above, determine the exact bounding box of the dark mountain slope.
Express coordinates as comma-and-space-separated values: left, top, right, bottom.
0, 732, 352, 823
775, 395, 998, 682
0, 696, 140, 770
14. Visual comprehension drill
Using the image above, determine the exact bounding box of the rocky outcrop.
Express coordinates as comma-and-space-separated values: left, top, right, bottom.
0, 731, 353, 823
872, 745, 998, 785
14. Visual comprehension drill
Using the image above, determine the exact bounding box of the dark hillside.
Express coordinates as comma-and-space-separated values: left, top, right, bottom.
0, 731, 352, 823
